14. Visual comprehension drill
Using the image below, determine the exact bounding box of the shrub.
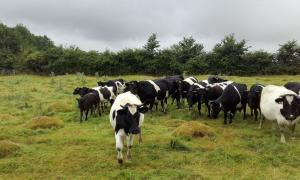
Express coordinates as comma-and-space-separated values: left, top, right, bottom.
172, 121, 215, 138
26, 116, 63, 130
0, 140, 20, 158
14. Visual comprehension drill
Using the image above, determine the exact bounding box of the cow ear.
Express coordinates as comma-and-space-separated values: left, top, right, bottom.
138, 106, 148, 113
275, 97, 284, 104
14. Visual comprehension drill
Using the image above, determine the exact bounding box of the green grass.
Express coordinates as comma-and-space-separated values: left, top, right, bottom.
0, 74, 300, 179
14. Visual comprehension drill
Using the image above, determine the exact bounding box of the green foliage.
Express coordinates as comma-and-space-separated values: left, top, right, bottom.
0, 22, 299, 75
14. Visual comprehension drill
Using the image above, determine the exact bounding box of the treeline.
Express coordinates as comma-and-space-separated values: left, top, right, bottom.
0, 22, 299, 76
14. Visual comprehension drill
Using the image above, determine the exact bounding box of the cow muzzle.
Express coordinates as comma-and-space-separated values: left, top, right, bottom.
129, 127, 140, 134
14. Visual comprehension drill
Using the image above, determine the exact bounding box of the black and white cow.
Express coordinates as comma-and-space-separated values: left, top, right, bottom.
259, 85, 300, 143
248, 84, 264, 121
284, 82, 300, 95
210, 83, 248, 124
97, 79, 125, 95
124, 79, 169, 112
92, 86, 116, 109
76, 93, 101, 122
110, 91, 148, 164
178, 76, 198, 102
186, 83, 206, 115
124, 80, 158, 112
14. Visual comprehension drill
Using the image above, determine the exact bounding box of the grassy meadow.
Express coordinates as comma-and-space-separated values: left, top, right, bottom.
0, 74, 300, 179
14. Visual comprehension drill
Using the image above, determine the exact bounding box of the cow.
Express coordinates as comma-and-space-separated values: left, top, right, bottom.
76, 93, 101, 122
178, 76, 198, 103
248, 84, 264, 121
97, 79, 125, 95
284, 82, 300, 95
73, 87, 100, 115
124, 80, 168, 112
259, 85, 300, 143
164, 75, 183, 108
110, 91, 148, 164
203, 84, 224, 117
186, 83, 206, 115
209, 83, 248, 124
92, 86, 116, 110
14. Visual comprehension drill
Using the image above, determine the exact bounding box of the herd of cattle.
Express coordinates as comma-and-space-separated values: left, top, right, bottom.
73, 75, 300, 164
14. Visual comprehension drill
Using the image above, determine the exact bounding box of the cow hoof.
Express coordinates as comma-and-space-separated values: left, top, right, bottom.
118, 159, 123, 164
127, 155, 131, 160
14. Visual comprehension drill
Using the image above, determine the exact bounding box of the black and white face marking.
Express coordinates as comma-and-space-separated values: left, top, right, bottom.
275, 94, 300, 121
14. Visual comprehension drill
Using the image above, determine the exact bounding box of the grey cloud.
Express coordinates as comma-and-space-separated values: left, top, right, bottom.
0, 0, 299, 52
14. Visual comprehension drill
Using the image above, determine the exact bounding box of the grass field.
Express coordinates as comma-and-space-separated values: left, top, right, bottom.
0, 74, 300, 179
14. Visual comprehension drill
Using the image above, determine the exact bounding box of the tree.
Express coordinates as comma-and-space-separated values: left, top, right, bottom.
143, 33, 160, 57
210, 34, 249, 75
171, 36, 204, 64
276, 40, 300, 65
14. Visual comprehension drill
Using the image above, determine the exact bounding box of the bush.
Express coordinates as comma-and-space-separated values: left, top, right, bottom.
172, 121, 215, 138
0, 140, 20, 158
26, 116, 63, 130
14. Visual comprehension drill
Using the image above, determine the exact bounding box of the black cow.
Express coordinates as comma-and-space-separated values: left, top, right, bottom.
203, 84, 225, 117
73, 87, 100, 115
164, 75, 183, 108
248, 84, 264, 120
284, 82, 300, 95
187, 83, 206, 115
76, 93, 101, 122
210, 83, 248, 124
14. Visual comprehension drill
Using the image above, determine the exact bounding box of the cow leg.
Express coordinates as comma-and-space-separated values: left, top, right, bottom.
290, 123, 296, 140
278, 123, 286, 143
160, 100, 166, 113
85, 109, 89, 121
224, 111, 228, 124
258, 115, 264, 129
127, 134, 134, 160
138, 128, 142, 144
243, 104, 246, 120
206, 103, 211, 117
80, 109, 83, 123
97, 103, 101, 116
229, 112, 233, 124
258, 107, 262, 119
115, 132, 124, 164
254, 108, 258, 121
176, 96, 181, 109
250, 108, 253, 117
197, 101, 201, 115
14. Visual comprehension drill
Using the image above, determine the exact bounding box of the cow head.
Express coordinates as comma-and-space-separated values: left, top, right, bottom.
247, 90, 261, 107
209, 101, 222, 119
73, 87, 82, 95
275, 94, 300, 121
123, 81, 138, 94
117, 103, 148, 134
187, 87, 205, 110
73, 87, 90, 97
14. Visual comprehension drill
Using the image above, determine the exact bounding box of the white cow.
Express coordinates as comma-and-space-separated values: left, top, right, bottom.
260, 85, 300, 143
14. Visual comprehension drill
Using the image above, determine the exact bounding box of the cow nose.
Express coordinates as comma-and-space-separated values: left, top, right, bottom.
289, 115, 295, 119
130, 127, 140, 134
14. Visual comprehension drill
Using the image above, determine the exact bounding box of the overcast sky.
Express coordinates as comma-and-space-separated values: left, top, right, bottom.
0, 0, 299, 52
